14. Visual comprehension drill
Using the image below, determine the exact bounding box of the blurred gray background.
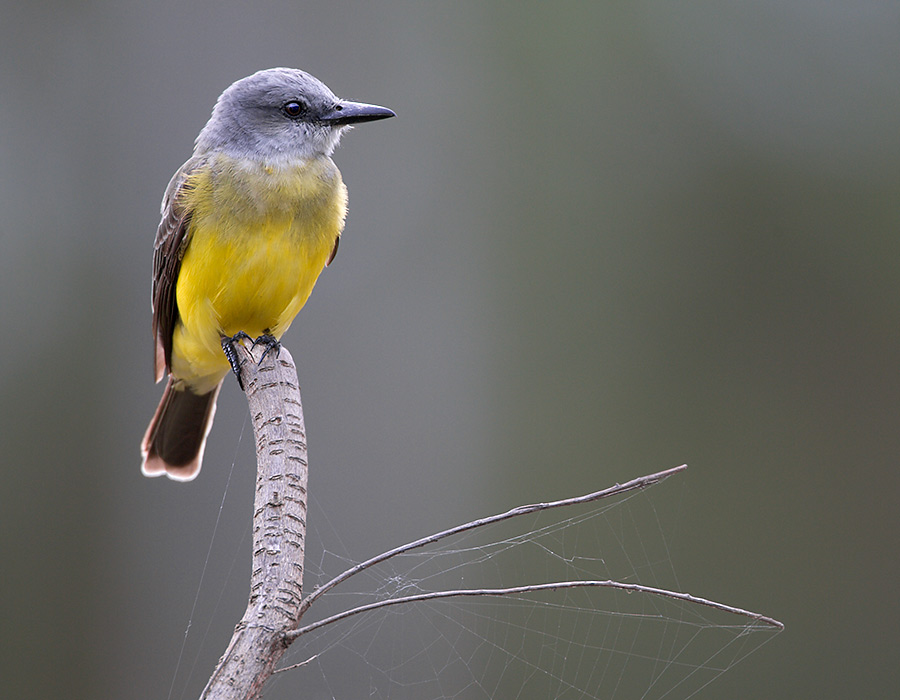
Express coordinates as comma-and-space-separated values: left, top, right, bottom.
2, 1, 898, 698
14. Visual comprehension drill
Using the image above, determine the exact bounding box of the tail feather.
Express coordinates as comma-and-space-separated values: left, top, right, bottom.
141, 379, 222, 481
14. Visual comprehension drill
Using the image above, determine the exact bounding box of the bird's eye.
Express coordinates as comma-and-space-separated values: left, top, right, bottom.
282, 101, 306, 118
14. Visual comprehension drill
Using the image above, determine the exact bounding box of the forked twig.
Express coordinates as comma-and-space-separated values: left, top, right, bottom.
295, 465, 687, 621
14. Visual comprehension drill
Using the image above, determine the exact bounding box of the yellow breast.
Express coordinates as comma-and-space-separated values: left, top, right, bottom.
171, 154, 347, 390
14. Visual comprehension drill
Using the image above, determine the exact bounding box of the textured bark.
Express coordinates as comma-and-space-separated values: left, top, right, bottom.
200, 341, 308, 700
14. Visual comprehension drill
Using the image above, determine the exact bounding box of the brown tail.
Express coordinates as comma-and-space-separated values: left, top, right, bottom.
141, 378, 222, 481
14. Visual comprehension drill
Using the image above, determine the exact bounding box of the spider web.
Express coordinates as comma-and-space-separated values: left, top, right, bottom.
260, 476, 781, 700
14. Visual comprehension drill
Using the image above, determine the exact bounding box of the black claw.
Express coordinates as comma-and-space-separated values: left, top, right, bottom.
221, 332, 252, 390
252, 333, 281, 366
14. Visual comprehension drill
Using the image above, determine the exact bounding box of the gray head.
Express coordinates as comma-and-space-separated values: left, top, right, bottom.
194, 67, 394, 161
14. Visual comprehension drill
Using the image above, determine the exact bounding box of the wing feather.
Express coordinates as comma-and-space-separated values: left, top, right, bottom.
151, 158, 204, 381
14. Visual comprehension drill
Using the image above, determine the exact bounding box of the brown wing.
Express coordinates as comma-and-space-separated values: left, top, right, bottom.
325, 233, 340, 267
151, 158, 203, 382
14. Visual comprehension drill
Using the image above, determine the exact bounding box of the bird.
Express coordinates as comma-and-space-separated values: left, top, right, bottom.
141, 67, 394, 481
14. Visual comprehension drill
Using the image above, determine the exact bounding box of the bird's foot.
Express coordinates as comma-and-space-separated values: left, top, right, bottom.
251, 333, 281, 366
221, 332, 253, 390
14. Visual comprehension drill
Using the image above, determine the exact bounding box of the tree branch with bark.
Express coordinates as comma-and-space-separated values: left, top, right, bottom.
195, 340, 783, 699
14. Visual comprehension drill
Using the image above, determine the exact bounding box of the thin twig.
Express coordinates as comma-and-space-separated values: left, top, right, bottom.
274, 654, 321, 674
296, 465, 687, 619
286, 578, 783, 644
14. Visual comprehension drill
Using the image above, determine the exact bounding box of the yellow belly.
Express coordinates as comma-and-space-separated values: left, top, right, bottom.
170, 155, 346, 392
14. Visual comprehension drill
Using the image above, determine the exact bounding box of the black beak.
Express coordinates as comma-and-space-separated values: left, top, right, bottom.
318, 100, 396, 126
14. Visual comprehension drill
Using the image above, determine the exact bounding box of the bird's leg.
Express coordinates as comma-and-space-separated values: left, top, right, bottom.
221, 331, 253, 390
252, 332, 281, 366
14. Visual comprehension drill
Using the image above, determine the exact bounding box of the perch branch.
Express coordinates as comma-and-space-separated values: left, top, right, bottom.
199, 341, 309, 700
